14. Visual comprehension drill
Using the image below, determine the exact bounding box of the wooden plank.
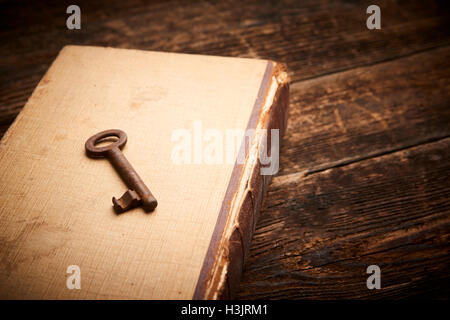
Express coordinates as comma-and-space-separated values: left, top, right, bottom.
279, 46, 450, 175
237, 138, 450, 299
1, 0, 449, 136
239, 45, 450, 299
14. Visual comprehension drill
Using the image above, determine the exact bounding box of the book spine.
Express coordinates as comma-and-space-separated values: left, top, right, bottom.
195, 62, 290, 299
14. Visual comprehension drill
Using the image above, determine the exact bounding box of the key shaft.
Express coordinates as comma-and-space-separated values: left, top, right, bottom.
107, 147, 157, 212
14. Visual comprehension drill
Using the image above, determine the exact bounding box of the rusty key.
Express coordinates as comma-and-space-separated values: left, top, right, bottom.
85, 129, 157, 213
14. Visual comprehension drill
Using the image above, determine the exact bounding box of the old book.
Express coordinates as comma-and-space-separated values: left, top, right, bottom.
0, 46, 289, 299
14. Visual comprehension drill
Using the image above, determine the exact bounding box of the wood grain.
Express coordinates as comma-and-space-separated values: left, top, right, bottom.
279, 46, 450, 176
238, 46, 450, 299
238, 138, 450, 299
1, 0, 449, 136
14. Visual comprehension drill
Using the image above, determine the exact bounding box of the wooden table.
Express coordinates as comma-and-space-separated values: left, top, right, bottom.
1, 0, 449, 299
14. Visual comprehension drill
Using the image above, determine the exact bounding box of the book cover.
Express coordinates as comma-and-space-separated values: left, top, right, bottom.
0, 46, 289, 299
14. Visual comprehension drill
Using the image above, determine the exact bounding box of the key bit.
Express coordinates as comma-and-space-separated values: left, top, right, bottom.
113, 189, 141, 213
85, 129, 158, 214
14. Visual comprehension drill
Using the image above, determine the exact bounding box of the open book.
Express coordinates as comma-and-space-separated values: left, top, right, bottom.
0, 46, 289, 299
